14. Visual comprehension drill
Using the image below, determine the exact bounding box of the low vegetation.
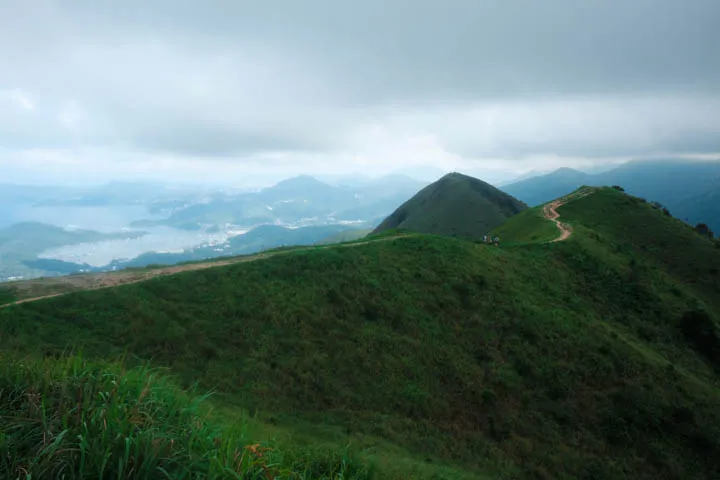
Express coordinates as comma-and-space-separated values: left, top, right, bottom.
1, 187, 720, 478
0, 286, 16, 305
558, 187, 720, 312
694, 222, 715, 239
0, 354, 374, 479
489, 205, 558, 244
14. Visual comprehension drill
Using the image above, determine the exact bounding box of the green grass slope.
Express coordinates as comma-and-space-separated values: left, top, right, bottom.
489, 206, 559, 245
1, 188, 720, 478
558, 187, 720, 313
0, 353, 375, 479
0, 285, 16, 305
373, 172, 527, 239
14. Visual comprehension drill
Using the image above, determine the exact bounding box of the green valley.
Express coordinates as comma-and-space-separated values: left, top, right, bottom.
1, 187, 719, 479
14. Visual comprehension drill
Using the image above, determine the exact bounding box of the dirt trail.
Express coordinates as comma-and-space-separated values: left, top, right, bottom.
542, 188, 595, 243
0, 235, 409, 309
2, 192, 596, 309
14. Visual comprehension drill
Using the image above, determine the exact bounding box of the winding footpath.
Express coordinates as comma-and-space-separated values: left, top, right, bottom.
543, 200, 573, 242
2, 190, 598, 309
542, 188, 595, 243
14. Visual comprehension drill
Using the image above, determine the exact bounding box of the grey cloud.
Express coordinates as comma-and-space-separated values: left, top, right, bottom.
418, 95, 720, 159
69, 0, 720, 101
129, 121, 336, 157
0, 0, 719, 166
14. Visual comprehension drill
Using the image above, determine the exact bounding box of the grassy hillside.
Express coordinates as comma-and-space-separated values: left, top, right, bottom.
490, 206, 558, 245
0, 285, 16, 305
558, 187, 720, 313
0, 354, 377, 479
1, 187, 720, 478
502, 160, 720, 232
373, 172, 527, 239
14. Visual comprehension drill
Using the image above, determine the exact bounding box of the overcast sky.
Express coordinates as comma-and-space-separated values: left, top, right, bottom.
2, 0, 719, 186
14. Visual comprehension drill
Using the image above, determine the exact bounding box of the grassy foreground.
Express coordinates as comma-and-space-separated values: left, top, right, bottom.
1, 188, 720, 478
0, 354, 377, 479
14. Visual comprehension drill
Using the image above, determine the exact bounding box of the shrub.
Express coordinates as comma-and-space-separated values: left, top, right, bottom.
0, 287, 16, 305
694, 223, 715, 239
679, 310, 720, 366
482, 389, 498, 407
611, 185, 625, 192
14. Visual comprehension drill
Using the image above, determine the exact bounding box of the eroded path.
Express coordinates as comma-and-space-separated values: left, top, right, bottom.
2, 190, 598, 308
542, 188, 595, 243
1, 234, 410, 309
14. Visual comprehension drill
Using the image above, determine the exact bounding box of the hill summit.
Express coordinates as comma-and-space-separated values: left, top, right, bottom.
373, 172, 527, 238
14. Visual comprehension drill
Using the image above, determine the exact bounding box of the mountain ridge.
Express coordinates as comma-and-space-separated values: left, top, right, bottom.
373, 172, 527, 238
502, 159, 720, 232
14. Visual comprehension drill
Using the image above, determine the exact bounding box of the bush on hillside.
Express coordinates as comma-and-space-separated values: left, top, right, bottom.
612, 185, 625, 192
695, 223, 715, 239
0, 355, 373, 480
679, 310, 720, 367
649, 200, 672, 216
0, 287, 15, 305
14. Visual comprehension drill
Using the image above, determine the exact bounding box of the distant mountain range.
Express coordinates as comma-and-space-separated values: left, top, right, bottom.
134, 174, 428, 230
8, 162, 717, 283
497, 170, 550, 186
0, 174, 430, 281
502, 159, 720, 232
374, 172, 527, 239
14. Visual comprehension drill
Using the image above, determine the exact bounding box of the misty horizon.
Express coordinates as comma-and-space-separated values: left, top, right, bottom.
2, 1, 718, 283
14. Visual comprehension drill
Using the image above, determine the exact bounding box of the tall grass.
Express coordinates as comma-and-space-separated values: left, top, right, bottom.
0, 354, 374, 479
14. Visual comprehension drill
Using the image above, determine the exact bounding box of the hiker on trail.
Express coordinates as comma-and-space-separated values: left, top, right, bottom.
493, 236, 500, 246
482, 235, 487, 243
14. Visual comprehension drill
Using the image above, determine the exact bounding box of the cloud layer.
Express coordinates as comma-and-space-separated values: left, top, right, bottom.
2, 0, 719, 184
